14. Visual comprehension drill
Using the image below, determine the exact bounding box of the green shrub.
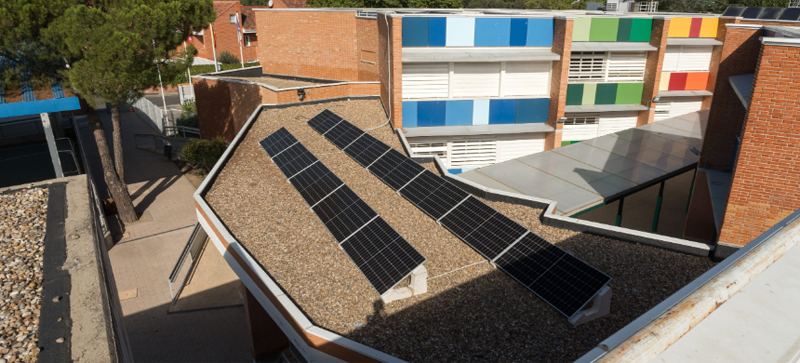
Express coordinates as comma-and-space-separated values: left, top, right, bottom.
173, 62, 260, 83
176, 112, 198, 128
182, 137, 227, 170
218, 51, 239, 65
181, 99, 197, 113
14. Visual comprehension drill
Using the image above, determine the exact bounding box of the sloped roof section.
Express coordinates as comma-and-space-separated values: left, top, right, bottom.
460, 110, 709, 215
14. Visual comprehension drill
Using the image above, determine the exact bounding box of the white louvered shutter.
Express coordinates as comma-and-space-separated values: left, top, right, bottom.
662, 46, 681, 72
569, 52, 606, 82
667, 97, 704, 118
449, 137, 497, 168
451, 63, 501, 98
502, 62, 550, 97
495, 133, 546, 162
654, 102, 671, 121
402, 63, 449, 99
676, 46, 712, 72
598, 112, 638, 136
606, 52, 647, 82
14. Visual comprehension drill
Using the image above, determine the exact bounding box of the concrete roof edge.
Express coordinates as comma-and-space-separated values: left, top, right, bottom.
761, 36, 800, 47
726, 23, 763, 29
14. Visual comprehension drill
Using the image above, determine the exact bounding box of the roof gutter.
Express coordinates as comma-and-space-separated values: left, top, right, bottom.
577, 208, 800, 363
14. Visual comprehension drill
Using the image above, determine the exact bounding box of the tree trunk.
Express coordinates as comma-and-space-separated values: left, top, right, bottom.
110, 104, 125, 182
88, 107, 138, 224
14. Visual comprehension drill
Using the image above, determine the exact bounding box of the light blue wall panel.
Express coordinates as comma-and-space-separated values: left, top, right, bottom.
472, 99, 490, 125
515, 98, 550, 123
526, 18, 554, 47
445, 100, 473, 126
475, 18, 511, 47
417, 101, 446, 127
402, 18, 429, 47
510, 19, 528, 47
446, 18, 475, 46
489, 99, 516, 124
402, 101, 418, 128
428, 18, 447, 47
0, 97, 80, 118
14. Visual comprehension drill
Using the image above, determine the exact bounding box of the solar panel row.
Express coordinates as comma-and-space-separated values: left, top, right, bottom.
259, 128, 426, 295
307, 110, 612, 318
721, 6, 800, 21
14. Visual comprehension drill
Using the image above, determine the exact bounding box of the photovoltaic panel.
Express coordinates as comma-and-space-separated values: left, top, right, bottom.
272, 143, 317, 179
325, 121, 366, 149
779, 7, 800, 20
343, 133, 392, 167
341, 218, 426, 294
722, 6, 745, 17
758, 7, 783, 20
306, 109, 344, 135
306, 110, 612, 317
741, 7, 764, 19
259, 128, 426, 295
260, 128, 298, 157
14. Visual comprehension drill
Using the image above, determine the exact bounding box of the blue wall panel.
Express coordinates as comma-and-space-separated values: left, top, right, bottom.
526, 18, 554, 47
417, 101, 446, 127
402, 102, 418, 128
0, 97, 80, 118
510, 19, 528, 47
446, 18, 475, 46
489, 99, 516, 124
445, 100, 473, 126
403, 18, 429, 47
428, 18, 447, 47
515, 98, 550, 123
473, 99, 490, 125
474, 18, 511, 46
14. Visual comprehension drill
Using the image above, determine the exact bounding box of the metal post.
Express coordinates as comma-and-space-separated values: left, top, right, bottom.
686, 170, 697, 213
236, 12, 244, 68
40, 113, 64, 178
615, 197, 625, 227
210, 23, 219, 72
153, 40, 168, 116
652, 181, 666, 232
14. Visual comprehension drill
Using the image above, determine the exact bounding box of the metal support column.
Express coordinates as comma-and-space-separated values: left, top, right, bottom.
615, 197, 625, 227
40, 113, 64, 178
652, 181, 665, 232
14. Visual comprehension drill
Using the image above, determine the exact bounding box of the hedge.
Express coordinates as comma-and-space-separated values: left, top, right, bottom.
173, 62, 260, 83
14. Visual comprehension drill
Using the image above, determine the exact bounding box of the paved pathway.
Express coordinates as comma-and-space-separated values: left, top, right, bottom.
76, 108, 251, 362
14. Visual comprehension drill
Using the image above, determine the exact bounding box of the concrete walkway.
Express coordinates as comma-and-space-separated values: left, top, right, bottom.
76, 108, 251, 362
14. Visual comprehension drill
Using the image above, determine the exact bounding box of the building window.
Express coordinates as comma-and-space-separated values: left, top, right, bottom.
244, 35, 251, 47
408, 142, 448, 160
606, 2, 618, 11
569, 52, 646, 83
662, 45, 713, 72
230, 14, 236, 24
563, 115, 599, 125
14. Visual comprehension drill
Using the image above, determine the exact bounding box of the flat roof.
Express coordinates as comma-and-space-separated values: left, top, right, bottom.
202, 99, 717, 361
461, 110, 708, 215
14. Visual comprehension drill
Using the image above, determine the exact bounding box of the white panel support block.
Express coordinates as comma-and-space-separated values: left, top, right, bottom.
41, 113, 64, 178
381, 265, 428, 303
569, 286, 612, 326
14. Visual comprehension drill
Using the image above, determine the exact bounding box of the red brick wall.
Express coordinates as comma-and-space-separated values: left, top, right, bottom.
699, 26, 763, 171
638, 18, 669, 127
256, 11, 360, 81
546, 18, 572, 150
702, 18, 738, 109
356, 18, 380, 82
243, 33, 258, 62
718, 43, 800, 247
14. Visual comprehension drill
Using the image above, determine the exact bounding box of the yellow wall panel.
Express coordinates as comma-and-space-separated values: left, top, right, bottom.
668, 17, 692, 38
699, 18, 719, 38
659, 73, 671, 91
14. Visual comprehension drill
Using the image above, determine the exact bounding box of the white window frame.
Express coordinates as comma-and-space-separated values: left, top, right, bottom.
230, 14, 237, 24
244, 35, 251, 47
569, 51, 646, 83
662, 45, 712, 72
563, 114, 599, 125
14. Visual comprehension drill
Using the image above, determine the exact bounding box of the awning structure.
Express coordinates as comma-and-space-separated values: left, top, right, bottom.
657, 90, 713, 98
460, 110, 708, 215
571, 42, 657, 52
402, 122, 554, 138
729, 73, 754, 110
564, 104, 649, 113
401, 47, 561, 63
666, 38, 723, 46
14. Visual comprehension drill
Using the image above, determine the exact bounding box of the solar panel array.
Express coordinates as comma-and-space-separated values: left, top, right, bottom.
722, 6, 800, 21
259, 128, 426, 295
306, 110, 612, 318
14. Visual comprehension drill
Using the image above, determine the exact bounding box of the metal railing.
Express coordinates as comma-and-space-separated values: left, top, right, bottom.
164, 125, 201, 138
55, 137, 82, 176
132, 97, 173, 135
133, 134, 195, 161
168, 224, 208, 300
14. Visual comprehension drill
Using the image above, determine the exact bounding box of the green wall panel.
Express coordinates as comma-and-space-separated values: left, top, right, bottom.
581, 83, 597, 105
589, 18, 619, 42
615, 83, 644, 104
629, 19, 653, 42
566, 84, 584, 106
617, 19, 633, 42
573, 18, 592, 41
595, 83, 618, 104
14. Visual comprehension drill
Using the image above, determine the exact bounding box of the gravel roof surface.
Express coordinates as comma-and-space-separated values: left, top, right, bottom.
0, 188, 47, 363
204, 99, 717, 362
220, 75, 323, 89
